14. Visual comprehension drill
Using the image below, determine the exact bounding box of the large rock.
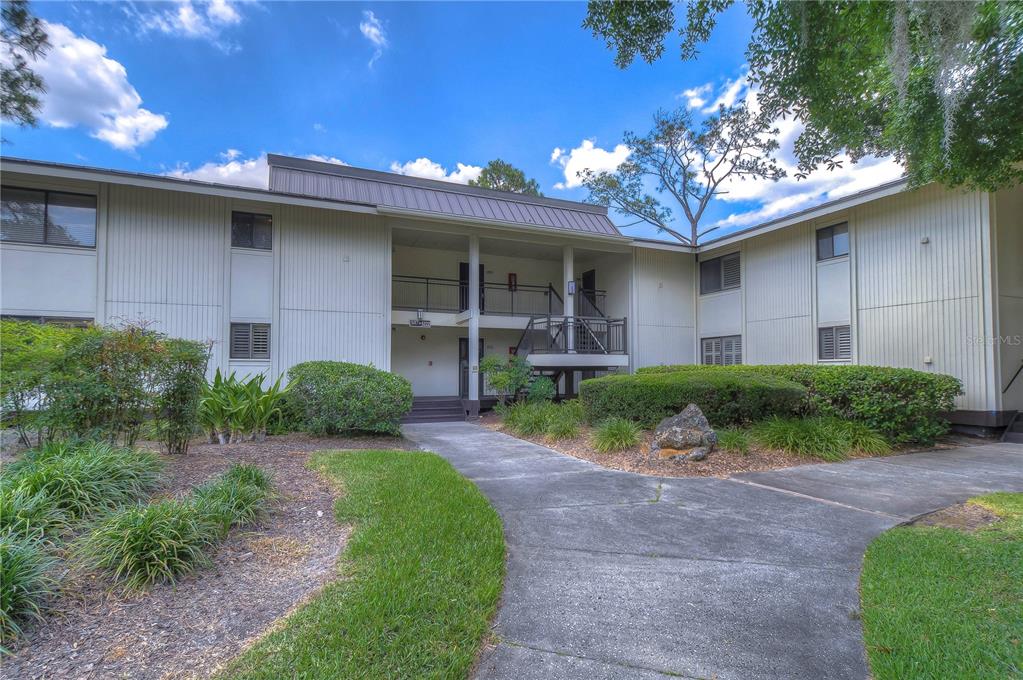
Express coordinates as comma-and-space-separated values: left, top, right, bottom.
650, 404, 717, 462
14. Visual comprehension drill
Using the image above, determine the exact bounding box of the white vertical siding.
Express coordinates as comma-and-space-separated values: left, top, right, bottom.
632, 248, 695, 366
277, 206, 390, 370
104, 185, 228, 370
853, 185, 991, 409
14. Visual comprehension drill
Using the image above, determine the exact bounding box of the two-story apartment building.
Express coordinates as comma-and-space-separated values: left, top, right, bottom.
1, 154, 1020, 427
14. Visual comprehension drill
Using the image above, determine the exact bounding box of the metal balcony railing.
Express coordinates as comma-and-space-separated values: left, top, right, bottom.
393, 275, 568, 316
515, 315, 627, 356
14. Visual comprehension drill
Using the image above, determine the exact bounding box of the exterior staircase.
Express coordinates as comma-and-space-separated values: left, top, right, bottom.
402, 396, 466, 424
1002, 411, 1023, 444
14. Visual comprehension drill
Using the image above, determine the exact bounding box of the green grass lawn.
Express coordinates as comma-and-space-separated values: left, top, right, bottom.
220, 450, 505, 679
861, 492, 1023, 679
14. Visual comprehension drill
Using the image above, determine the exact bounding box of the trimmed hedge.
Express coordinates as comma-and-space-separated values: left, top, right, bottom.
284, 361, 413, 435
632, 364, 962, 444
579, 369, 806, 428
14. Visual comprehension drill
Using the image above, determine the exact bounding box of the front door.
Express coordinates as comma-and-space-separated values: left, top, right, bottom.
459, 262, 486, 313
458, 337, 485, 398
580, 269, 597, 315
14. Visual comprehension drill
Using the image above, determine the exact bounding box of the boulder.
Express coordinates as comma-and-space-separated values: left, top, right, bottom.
650, 404, 717, 462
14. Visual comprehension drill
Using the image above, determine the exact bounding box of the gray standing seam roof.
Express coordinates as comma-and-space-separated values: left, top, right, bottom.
267, 154, 621, 237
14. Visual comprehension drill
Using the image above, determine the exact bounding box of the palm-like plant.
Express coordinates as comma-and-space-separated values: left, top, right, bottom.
197, 370, 290, 444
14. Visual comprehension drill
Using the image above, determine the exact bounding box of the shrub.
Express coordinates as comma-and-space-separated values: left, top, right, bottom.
751, 416, 890, 462
198, 370, 290, 444
503, 401, 558, 436
634, 364, 961, 444
192, 477, 268, 538
592, 417, 641, 453
527, 376, 556, 403
480, 355, 532, 404
579, 368, 806, 428
717, 428, 751, 455
154, 339, 210, 455
76, 499, 217, 592
2, 441, 163, 521
0, 532, 55, 646
222, 463, 272, 492
0, 487, 68, 543
284, 361, 413, 435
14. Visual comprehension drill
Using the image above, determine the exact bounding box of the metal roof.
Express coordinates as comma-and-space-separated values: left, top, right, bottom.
267, 154, 621, 237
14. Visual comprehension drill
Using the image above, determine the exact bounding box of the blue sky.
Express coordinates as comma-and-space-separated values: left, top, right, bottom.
2, 1, 901, 241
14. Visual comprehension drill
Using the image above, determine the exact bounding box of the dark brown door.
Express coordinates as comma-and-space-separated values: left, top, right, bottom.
458, 337, 485, 398
459, 262, 486, 312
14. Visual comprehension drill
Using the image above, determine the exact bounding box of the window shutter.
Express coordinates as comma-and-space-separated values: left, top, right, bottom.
722, 254, 741, 289
722, 335, 742, 365
251, 324, 271, 359
230, 323, 252, 359
836, 325, 851, 359
819, 327, 835, 360
702, 337, 722, 365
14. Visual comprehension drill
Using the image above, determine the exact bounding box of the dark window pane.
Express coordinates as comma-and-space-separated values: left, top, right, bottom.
251, 213, 272, 249
700, 258, 722, 294
231, 212, 254, 248
46, 192, 96, 246
817, 226, 833, 260
832, 223, 849, 257
1, 187, 46, 244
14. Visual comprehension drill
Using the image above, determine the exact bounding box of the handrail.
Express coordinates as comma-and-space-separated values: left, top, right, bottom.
1004, 359, 1023, 394
515, 315, 627, 356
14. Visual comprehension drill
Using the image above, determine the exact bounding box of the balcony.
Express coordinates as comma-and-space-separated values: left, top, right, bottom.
392, 275, 607, 318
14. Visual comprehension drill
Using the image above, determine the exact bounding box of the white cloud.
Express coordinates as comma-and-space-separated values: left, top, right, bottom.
359, 10, 387, 67
166, 151, 347, 189
680, 74, 749, 114
550, 139, 630, 190
389, 157, 482, 184
678, 83, 711, 109
312, 122, 326, 132
33, 22, 168, 151
133, 0, 246, 52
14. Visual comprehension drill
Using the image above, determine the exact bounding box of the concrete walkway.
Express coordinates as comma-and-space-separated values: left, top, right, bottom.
402, 423, 1023, 680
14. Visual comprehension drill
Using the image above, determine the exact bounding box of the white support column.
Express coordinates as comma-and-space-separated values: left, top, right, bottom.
468, 234, 481, 415
563, 244, 575, 352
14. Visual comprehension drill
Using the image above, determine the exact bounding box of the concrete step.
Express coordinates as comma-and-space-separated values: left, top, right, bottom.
402, 413, 466, 424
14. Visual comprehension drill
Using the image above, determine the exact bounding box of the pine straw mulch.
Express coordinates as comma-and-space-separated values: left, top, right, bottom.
4, 432, 416, 680
479, 413, 984, 479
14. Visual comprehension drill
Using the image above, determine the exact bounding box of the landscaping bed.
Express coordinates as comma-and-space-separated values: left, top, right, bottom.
4, 433, 413, 680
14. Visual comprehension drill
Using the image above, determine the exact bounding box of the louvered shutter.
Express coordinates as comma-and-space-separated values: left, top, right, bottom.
702, 337, 722, 365
722, 335, 742, 365
721, 254, 741, 289
819, 326, 851, 360
819, 327, 836, 360
230, 323, 252, 358
251, 323, 271, 359
835, 325, 851, 359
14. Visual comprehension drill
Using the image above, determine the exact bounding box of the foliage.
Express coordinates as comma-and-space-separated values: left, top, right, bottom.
0, 486, 67, 543
1, 440, 163, 521
717, 428, 750, 455
0, 320, 76, 447
192, 476, 269, 538
635, 364, 961, 444
751, 416, 889, 462
545, 407, 582, 440
468, 158, 543, 196
76, 498, 217, 592
222, 463, 272, 493
284, 361, 413, 435
0, 532, 55, 648
861, 492, 1023, 678
583, 103, 784, 244
526, 375, 556, 403
154, 339, 209, 455
583, 1, 1023, 191
479, 354, 533, 404
221, 450, 505, 679
592, 417, 641, 453
579, 368, 806, 428
0, 0, 49, 129
502, 400, 558, 437
198, 370, 289, 444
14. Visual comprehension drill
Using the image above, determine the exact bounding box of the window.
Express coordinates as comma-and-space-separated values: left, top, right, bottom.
816, 222, 849, 261
1, 314, 92, 328
230, 323, 271, 359
818, 325, 851, 361
700, 252, 740, 294
1, 186, 97, 247
231, 211, 272, 250
702, 335, 742, 365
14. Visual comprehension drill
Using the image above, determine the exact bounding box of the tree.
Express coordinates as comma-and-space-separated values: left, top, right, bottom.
582, 103, 784, 245
469, 159, 544, 196
583, 1, 1023, 191
1, 0, 49, 129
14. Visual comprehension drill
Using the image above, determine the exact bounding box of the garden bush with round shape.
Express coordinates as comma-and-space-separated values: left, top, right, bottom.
77, 499, 218, 592
592, 417, 641, 453
0, 532, 55, 647
284, 361, 413, 435
527, 376, 556, 403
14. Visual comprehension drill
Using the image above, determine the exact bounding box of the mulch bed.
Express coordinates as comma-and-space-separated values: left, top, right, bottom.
911, 502, 1002, 531
479, 413, 984, 479
5, 433, 415, 680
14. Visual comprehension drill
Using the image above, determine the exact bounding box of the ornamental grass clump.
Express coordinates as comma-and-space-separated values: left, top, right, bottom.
0, 487, 68, 544
192, 476, 269, 538
592, 417, 641, 453
717, 428, 751, 455
752, 416, 890, 462
0, 532, 56, 647
77, 499, 218, 592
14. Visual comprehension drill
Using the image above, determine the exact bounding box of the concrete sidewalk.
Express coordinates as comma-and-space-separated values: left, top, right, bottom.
402, 423, 1023, 680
